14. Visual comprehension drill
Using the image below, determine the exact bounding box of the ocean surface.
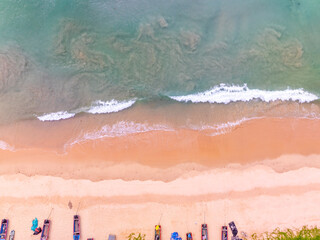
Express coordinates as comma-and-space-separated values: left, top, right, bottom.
0, 0, 320, 151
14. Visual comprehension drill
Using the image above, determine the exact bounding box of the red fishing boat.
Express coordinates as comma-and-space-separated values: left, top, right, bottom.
40, 219, 50, 240
222, 226, 228, 240
155, 225, 161, 240
186, 233, 193, 240
201, 224, 208, 240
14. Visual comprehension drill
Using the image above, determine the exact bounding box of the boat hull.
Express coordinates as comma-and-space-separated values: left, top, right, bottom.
40, 219, 50, 240
0, 219, 8, 240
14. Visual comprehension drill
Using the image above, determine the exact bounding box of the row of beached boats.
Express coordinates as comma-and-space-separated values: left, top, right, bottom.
0, 215, 242, 240
157, 222, 241, 240
1, 218, 50, 240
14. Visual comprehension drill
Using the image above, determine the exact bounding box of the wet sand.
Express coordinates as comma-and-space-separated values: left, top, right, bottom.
1, 117, 320, 181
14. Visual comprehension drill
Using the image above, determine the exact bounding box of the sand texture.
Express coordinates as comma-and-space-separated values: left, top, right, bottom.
1, 155, 320, 239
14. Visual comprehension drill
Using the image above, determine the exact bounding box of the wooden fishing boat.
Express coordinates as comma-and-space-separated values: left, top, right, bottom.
186, 232, 193, 240
108, 234, 116, 240
201, 224, 208, 240
40, 219, 50, 240
221, 226, 228, 240
8, 230, 14, 240
73, 215, 80, 240
228, 222, 238, 237
0, 219, 8, 240
154, 225, 161, 240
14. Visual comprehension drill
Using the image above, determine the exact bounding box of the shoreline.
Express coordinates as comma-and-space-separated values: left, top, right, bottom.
1, 0, 320, 238
1, 117, 320, 181
1, 117, 320, 239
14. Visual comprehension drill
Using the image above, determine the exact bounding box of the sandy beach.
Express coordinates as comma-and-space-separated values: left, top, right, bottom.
1, 117, 320, 239
1, 155, 320, 240
1, 0, 320, 239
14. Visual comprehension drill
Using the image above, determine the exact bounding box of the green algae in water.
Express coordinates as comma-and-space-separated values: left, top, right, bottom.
0, 0, 320, 123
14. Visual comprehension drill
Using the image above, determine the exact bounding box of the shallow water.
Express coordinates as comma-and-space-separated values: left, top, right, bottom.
0, 0, 320, 147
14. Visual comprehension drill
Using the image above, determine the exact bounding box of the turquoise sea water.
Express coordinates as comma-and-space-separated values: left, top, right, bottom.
0, 0, 320, 124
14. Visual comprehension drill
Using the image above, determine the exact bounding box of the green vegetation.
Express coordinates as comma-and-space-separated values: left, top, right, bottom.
127, 233, 146, 240
250, 226, 320, 240
125, 226, 320, 240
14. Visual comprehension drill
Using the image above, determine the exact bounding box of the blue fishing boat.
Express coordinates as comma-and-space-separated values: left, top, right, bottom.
0, 219, 8, 240
186, 233, 193, 240
171, 232, 182, 240
73, 215, 80, 240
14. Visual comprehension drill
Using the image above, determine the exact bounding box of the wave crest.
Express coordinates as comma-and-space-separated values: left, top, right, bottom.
86, 99, 136, 114
37, 99, 136, 121
37, 111, 76, 122
170, 84, 318, 104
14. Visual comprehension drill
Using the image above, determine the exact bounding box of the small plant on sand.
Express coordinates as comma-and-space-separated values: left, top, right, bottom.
127, 233, 146, 240
251, 226, 320, 240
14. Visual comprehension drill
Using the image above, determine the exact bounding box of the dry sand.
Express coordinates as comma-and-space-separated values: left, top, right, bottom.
1, 155, 320, 239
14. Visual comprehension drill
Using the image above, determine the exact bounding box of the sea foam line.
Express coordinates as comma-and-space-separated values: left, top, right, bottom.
66, 118, 254, 149
37, 99, 136, 122
65, 121, 174, 148
0, 140, 14, 151
188, 117, 259, 137
170, 84, 318, 104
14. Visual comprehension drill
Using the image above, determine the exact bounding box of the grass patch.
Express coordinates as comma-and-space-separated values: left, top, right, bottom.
127, 233, 146, 240
250, 226, 320, 240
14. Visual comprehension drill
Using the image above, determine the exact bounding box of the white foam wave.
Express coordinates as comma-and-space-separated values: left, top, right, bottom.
67, 121, 173, 147
86, 99, 136, 114
170, 84, 318, 104
0, 140, 14, 151
37, 111, 76, 121
189, 117, 257, 136
67, 118, 254, 149
37, 99, 136, 121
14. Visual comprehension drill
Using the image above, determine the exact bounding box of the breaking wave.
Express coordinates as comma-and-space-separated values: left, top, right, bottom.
170, 84, 318, 104
37, 111, 76, 121
86, 99, 136, 114
37, 99, 136, 121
